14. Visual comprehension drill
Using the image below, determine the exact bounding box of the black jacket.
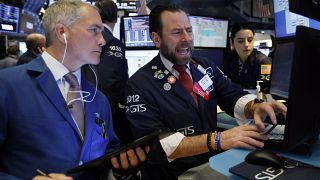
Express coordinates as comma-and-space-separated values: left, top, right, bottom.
223, 49, 272, 91
126, 55, 247, 180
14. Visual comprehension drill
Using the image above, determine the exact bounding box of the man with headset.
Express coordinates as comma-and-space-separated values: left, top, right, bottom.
125, 5, 287, 180
0, 1, 146, 179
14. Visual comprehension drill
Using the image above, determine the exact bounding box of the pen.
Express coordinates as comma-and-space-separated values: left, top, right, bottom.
36, 169, 51, 177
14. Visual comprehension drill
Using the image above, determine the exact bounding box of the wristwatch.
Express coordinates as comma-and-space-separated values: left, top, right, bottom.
254, 98, 265, 104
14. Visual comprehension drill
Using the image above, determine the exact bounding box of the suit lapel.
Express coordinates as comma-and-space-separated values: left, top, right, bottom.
152, 56, 198, 109
190, 62, 206, 110
29, 58, 83, 140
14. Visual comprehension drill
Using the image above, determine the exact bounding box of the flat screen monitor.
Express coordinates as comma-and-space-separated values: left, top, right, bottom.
273, 0, 320, 38
289, 0, 320, 22
19, 10, 40, 34
268, 39, 295, 100
189, 15, 229, 48
126, 50, 158, 77
283, 26, 320, 151
0, 4, 19, 34
121, 15, 155, 50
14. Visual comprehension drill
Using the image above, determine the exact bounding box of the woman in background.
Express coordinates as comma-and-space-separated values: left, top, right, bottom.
223, 23, 272, 92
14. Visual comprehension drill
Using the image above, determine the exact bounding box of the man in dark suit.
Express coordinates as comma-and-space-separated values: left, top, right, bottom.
17, 33, 46, 65
0, 1, 146, 179
125, 5, 287, 180
83, 0, 132, 145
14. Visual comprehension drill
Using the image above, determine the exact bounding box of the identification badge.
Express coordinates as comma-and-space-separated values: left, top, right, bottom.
198, 74, 213, 91
193, 82, 209, 101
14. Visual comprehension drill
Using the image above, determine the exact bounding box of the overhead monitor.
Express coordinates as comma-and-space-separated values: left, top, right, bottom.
189, 15, 229, 48
0, 4, 19, 34
289, 0, 320, 22
273, 0, 320, 38
121, 15, 155, 50
126, 50, 159, 77
19, 10, 41, 34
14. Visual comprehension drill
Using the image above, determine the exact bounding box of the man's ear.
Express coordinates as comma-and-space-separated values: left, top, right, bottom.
151, 32, 161, 48
54, 24, 68, 45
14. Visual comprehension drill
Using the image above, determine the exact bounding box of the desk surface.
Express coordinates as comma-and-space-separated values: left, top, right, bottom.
209, 137, 320, 179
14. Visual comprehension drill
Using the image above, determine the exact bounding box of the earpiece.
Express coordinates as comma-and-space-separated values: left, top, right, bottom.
63, 33, 67, 44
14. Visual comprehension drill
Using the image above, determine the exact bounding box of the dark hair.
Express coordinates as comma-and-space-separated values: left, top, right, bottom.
95, 0, 118, 23
149, 5, 188, 38
8, 44, 19, 56
230, 23, 255, 42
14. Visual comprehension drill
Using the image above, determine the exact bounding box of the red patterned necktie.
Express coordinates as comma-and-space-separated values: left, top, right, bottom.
173, 65, 198, 106
64, 72, 85, 136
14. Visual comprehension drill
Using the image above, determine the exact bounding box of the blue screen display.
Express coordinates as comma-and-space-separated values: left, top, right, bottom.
274, 0, 320, 38
0, 4, 19, 33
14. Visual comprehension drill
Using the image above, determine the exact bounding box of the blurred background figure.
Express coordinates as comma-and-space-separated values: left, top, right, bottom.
0, 44, 20, 69
223, 23, 272, 93
17, 33, 46, 65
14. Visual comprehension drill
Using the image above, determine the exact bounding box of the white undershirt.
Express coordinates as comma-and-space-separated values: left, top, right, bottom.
41, 51, 82, 101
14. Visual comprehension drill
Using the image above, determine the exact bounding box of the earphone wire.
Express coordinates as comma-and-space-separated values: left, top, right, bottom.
60, 34, 98, 106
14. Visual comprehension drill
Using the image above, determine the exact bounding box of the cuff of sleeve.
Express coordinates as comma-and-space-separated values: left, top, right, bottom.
160, 132, 185, 162
234, 94, 256, 125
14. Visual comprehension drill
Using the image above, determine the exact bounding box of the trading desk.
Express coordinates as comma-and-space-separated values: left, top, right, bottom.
209, 136, 320, 179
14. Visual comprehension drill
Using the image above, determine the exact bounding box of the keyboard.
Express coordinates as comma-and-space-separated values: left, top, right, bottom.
263, 123, 285, 141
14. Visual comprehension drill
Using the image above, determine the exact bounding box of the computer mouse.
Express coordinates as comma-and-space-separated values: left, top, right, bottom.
245, 149, 286, 168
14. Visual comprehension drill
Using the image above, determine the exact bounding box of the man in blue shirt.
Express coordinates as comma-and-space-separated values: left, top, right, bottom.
0, 1, 146, 179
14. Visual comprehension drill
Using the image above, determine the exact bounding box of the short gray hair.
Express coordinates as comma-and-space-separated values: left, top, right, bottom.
42, 0, 97, 46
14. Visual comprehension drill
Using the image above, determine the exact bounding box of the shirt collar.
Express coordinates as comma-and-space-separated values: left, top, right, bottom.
42, 51, 81, 85
103, 23, 113, 33
159, 52, 190, 77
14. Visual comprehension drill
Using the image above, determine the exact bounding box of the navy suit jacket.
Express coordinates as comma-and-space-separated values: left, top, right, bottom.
126, 54, 247, 180
0, 57, 120, 179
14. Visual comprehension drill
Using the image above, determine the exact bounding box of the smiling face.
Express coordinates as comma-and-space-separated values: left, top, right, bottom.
65, 5, 105, 71
231, 29, 254, 62
153, 10, 194, 65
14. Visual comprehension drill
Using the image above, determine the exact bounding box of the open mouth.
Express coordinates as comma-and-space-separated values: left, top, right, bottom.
177, 47, 190, 55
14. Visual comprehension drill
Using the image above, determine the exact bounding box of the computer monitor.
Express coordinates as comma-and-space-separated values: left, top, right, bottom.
283, 26, 320, 151
0, 4, 20, 34
289, 0, 320, 22
19, 10, 39, 34
126, 50, 159, 77
268, 39, 295, 100
121, 15, 155, 50
189, 15, 229, 48
270, 26, 320, 152
273, 0, 320, 38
